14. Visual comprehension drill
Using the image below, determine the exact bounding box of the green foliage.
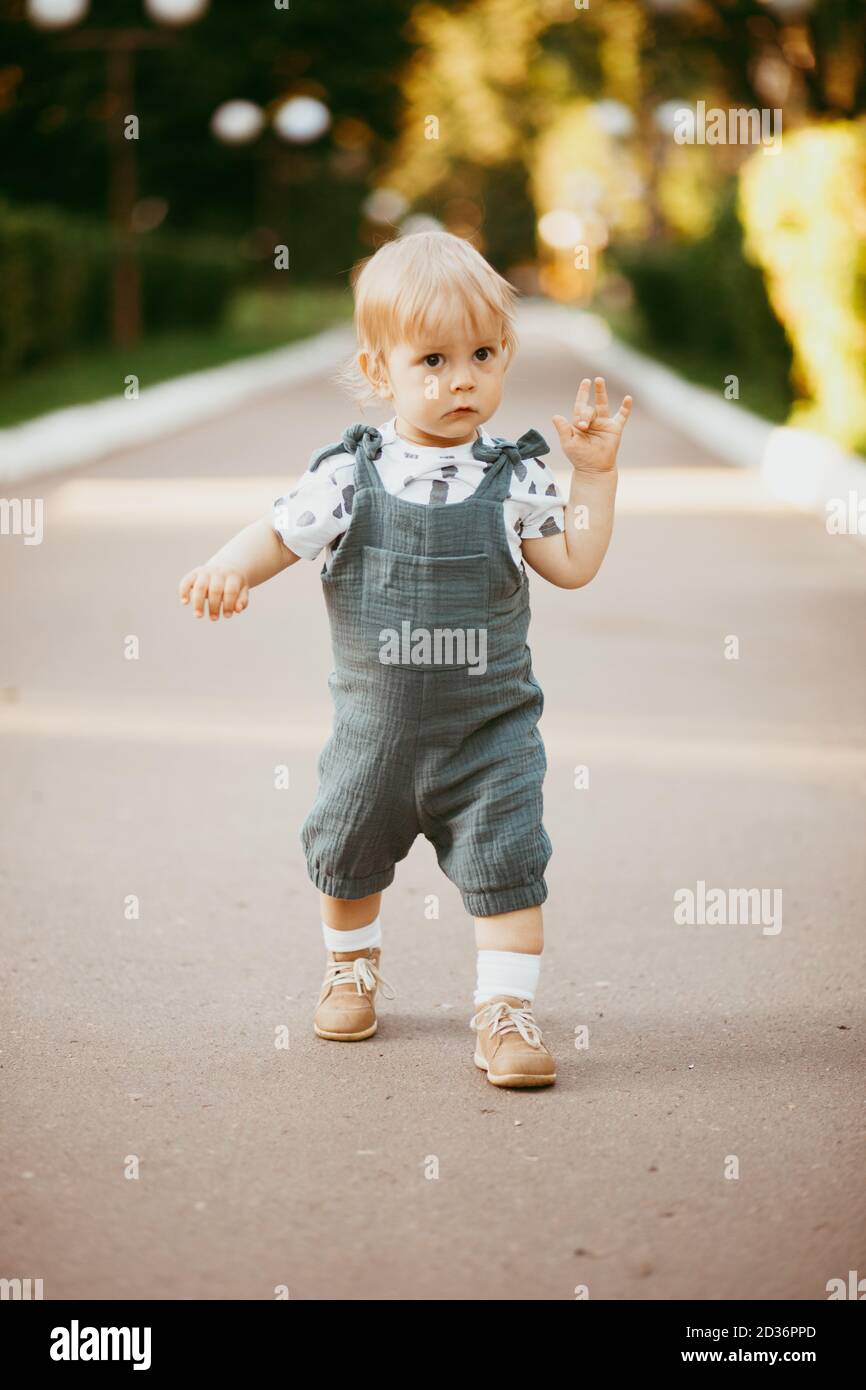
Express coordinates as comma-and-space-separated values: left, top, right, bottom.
138, 232, 244, 335
610, 188, 794, 417
0, 285, 352, 428
0, 0, 414, 262
0, 199, 245, 377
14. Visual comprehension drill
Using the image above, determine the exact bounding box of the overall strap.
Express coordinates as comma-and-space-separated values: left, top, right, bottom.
470, 428, 551, 503
306, 424, 386, 491
306, 439, 349, 472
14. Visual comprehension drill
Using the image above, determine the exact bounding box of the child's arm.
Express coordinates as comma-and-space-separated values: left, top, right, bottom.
523, 376, 632, 590
178, 515, 300, 620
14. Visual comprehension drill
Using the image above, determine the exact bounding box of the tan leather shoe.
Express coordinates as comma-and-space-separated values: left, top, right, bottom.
470, 994, 556, 1087
313, 946, 396, 1041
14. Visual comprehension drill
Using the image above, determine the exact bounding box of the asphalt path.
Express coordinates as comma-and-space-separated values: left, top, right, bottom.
2, 313, 864, 1299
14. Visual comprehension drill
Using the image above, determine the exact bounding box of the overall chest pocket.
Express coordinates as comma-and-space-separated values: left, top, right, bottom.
361, 545, 490, 673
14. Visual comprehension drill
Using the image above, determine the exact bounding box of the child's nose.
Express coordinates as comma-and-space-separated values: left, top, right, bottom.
450, 364, 477, 390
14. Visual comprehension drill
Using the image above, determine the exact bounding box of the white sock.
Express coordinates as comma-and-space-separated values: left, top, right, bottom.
322, 915, 381, 953
474, 948, 541, 1007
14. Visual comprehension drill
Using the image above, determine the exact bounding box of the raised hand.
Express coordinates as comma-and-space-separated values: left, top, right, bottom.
552, 376, 633, 474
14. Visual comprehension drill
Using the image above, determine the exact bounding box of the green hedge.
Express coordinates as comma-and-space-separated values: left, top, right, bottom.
609, 189, 794, 415
0, 200, 247, 377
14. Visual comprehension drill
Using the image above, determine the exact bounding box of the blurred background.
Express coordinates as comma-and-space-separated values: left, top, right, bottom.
1, 0, 864, 450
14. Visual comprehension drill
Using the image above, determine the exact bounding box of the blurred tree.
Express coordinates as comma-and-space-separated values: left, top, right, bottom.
372, 0, 565, 266
739, 118, 866, 450
0, 0, 414, 278
2, 0, 864, 438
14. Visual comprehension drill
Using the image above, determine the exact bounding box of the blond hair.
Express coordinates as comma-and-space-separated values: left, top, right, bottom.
334, 230, 520, 408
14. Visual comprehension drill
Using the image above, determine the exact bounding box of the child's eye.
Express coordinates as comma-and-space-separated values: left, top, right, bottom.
474, 347, 492, 361
423, 354, 442, 368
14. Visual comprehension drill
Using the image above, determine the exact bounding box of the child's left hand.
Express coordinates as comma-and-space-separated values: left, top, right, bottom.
552, 376, 633, 475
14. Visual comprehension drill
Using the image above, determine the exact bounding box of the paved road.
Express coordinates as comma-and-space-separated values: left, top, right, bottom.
2, 312, 864, 1300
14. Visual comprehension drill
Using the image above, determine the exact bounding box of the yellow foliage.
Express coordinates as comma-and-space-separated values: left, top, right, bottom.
657, 146, 726, 240
531, 101, 645, 238
596, 0, 644, 107
738, 120, 866, 450
384, 0, 560, 201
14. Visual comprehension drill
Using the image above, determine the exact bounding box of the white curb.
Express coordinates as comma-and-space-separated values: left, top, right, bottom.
0, 321, 356, 486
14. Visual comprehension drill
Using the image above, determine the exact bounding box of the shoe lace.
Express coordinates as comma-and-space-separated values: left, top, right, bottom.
469, 1000, 542, 1047
322, 955, 396, 1001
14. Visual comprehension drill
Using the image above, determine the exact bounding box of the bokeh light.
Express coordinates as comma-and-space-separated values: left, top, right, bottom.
144, 0, 210, 26
538, 210, 585, 251
273, 96, 331, 145
25, 0, 89, 28
210, 100, 265, 146
362, 188, 409, 225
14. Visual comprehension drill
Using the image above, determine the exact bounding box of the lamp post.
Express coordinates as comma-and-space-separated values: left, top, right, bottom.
210, 94, 331, 279
26, 0, 210, 349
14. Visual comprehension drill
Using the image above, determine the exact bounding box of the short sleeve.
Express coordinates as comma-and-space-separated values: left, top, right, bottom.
271, 453, 355, 561
515, 456, 566, 540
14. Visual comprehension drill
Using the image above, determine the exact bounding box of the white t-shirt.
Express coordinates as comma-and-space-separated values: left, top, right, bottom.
272, 416, 566, 573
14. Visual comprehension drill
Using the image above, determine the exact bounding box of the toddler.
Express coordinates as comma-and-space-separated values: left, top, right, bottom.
178, 231, 632, 1088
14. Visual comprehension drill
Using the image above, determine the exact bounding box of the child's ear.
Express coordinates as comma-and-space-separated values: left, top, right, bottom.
357, 348, 374, 385
358, 350, 389, 400
359, 349, 392, 400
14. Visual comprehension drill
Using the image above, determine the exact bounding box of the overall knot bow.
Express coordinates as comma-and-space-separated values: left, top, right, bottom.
470, 427, 550, 472
334, 422, 549, 475
342, 423, 383, 461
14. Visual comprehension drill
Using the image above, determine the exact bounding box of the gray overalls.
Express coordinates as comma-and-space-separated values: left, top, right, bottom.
299, 422, 553, 918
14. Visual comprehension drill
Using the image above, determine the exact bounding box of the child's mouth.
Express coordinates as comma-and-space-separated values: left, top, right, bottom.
446, 407, 476, 416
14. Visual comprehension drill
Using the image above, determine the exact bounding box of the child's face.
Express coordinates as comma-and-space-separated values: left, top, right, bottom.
363, 308, 508, 445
